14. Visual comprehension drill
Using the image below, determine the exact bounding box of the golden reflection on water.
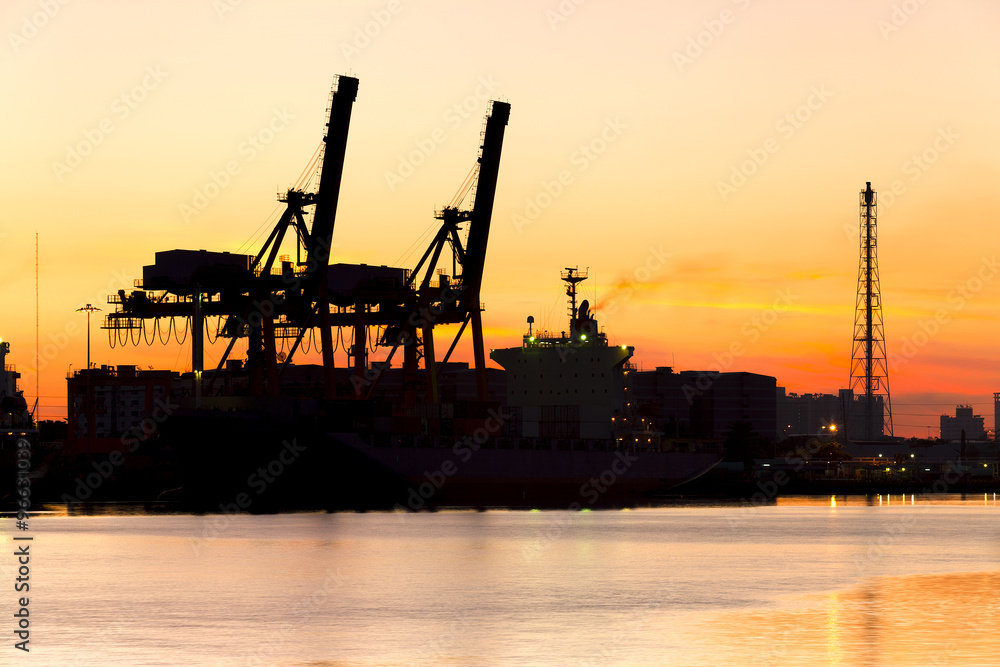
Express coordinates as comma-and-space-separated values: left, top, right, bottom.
776, 494, 999, 508
825, 591, 842, 667
14, 504, 1000, 666
38, 502, 186, 516
708, 571, 1000, 667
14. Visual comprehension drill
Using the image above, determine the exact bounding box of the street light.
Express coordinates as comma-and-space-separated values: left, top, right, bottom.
77, 303, 100, 453
76, 304, 100, 371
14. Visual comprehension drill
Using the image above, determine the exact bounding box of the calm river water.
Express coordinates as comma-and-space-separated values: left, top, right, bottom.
6, 495, 1000, 666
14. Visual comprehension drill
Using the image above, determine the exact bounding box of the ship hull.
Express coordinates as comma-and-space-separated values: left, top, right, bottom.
162, 409, 721, 511
331, 433, 722, 509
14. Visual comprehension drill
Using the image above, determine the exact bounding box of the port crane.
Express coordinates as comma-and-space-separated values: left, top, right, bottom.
104, 76, 509, 408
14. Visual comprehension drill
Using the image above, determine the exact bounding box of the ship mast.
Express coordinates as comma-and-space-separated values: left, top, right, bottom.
562, 266, 604, 344
562, 267, 586, 324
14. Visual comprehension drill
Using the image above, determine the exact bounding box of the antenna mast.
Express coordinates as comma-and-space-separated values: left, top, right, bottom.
849, 182, 893, 439
35, 232, 39, 420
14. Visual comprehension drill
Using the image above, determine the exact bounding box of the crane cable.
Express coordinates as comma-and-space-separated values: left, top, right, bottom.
449, 162, 479, 208
173, 317, 189, 345
393, 219, 441, 269
294, 142, 324, 191
157, 318, 171, 345
235, 141, 322, 259
235, 204, 284, 256
294, 142, 322, 187
206, 317, 220, 345
391, 160, 479, 271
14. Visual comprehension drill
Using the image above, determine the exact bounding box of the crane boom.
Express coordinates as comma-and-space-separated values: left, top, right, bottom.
463, 101, 510, 400
307, 75, 359, 285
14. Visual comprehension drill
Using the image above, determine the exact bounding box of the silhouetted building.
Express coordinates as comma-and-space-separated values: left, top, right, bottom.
940, 405, 986, 442
67, 361, 507, 455
628, 367, 776, 442
995, 392, 999, 442
840, 388, 886, 441
777, 389, 843, 440
67, 365, 176, 454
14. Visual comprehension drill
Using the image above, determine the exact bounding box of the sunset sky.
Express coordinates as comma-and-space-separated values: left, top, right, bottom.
2, 0, 998, 436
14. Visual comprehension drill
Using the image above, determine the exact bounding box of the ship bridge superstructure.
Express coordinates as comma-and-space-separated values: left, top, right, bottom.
1, 340, 35, 432
520, 267, 622, 351
491, 268, 634, 440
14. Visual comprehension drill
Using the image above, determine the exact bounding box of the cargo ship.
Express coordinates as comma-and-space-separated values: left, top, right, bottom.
160, 269, 722, 511
320, 268, 722, 509
1, 340, 39, 498
1, 340, 37, 437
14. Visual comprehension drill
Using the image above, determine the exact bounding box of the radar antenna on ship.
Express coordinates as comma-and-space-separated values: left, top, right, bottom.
561, 267, 587, 324
561, 267, 601, 342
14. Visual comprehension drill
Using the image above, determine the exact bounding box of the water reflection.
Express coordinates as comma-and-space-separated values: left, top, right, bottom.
37, 502, 188, 516
775, 494, 998, 508
13, 498, 1000, 666
708, 571, 1000, 667
25, 493, 1000, 518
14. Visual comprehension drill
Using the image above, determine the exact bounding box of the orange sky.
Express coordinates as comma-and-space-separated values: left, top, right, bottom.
2, 0, 999, 436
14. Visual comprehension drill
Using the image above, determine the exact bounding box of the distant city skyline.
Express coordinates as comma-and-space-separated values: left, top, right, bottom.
2, 0, 999, 437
